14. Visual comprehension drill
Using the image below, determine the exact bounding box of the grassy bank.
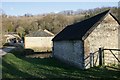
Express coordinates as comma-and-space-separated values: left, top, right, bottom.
1, 50, 120, 79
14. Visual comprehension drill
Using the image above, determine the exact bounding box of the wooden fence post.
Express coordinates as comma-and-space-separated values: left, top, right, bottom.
90, 53, 93, 67
99, 48, 103, 66
93, 53, 94, 67
103, 48, 104, 65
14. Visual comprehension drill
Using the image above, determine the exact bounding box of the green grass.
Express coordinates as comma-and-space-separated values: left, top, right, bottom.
1, 50, 120, 79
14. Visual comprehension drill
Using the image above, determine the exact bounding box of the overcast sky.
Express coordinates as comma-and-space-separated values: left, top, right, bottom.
1, 2, 118, 16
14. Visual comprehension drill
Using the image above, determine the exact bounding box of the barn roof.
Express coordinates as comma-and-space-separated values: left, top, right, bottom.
26, 29, 54, 37
52, 10, 119, 41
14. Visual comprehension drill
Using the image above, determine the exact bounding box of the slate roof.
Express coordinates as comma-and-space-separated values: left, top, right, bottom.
26, 29, 54, 37
52, 10, 119, 41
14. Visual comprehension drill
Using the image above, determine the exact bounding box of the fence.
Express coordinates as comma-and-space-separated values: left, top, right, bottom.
84, 48, 120, 69
85, 50, 99, 68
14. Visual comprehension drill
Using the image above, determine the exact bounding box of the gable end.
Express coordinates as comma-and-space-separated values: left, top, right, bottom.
82, 12, 119, 40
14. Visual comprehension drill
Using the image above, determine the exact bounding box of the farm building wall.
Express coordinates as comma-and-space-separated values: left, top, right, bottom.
84, 14, 119, 67
53, 40, 84, 69
25, 37, 53, 52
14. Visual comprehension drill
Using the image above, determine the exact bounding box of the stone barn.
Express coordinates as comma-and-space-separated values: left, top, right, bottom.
52, 10, 120, 69
25, 29, 54, 52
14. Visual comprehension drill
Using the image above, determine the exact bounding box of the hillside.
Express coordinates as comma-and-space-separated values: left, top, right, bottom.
2, 50, 120, 79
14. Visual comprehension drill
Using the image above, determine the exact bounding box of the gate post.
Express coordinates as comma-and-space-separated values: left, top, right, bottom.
90, 53, 93, 67
99, 48, 103, 66
103, 48, 104, 65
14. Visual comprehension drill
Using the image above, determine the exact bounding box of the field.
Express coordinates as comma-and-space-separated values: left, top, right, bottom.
1, 49, 120, 80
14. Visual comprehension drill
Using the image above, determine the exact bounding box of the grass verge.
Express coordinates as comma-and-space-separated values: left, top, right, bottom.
1, 49, 120, 80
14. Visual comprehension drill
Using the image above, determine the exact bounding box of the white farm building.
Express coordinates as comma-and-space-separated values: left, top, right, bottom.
25, 29, 54, 52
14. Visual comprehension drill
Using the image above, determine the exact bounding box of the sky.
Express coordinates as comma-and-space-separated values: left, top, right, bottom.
1, 2, 118, 16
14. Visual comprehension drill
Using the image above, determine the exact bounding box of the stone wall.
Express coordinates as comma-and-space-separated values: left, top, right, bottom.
84, 14, 119, 67
25, 37, 53, 52
53, 40, 84, 69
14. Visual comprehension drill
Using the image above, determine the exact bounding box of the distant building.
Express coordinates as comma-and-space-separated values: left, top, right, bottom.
25, 29, 54, 52
4, 32, 22, 45
52, 10, 120, 69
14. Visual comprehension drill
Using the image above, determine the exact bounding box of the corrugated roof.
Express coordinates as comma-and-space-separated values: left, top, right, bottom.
26, 29, 54, 37
52, 10, 119, 41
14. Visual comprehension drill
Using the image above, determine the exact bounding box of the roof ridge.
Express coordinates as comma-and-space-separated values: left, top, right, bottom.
52, 10, 112, 41
26, 29, 54, 37
82, 10, 110, 40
